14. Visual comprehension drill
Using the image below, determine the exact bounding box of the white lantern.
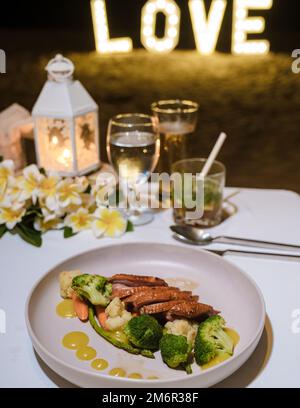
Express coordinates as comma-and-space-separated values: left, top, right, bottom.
32, 54, 100, 176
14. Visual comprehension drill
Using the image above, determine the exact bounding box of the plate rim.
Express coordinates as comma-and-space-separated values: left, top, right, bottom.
25, 242, 266, 385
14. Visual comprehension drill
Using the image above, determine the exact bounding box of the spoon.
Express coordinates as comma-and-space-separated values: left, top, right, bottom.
173, 234, 300, 260
170, 225, 300, 252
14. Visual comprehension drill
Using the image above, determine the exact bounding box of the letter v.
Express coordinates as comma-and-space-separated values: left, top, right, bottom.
189, 0, 227, 55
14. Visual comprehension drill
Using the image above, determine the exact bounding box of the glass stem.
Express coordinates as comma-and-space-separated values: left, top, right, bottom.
119, 182, 140, 217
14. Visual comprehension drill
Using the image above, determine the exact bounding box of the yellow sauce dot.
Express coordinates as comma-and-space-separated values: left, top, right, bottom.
62, 332, 89, 350
56, 300, 76, 318
76, 346, 97, 361
147, 376, 159, 380
109, 368, 126, 377
225, 328, 240, 347
91, 359, 109, 371
201, 352, 231, 370
128, 373, 143, 379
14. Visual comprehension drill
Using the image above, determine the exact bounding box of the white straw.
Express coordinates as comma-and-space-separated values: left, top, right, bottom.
200, 132, 227, 178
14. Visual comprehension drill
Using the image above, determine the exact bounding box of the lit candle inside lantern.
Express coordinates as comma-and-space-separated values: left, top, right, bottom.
33, 54, 100, 176
51, 136, 59, 146
57, 148, 72, 166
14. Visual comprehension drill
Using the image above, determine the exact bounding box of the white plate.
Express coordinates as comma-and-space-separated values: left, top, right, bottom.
25, 243, 265, 388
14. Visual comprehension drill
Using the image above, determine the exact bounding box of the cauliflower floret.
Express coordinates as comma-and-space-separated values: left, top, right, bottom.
59, 270, 82, 299
105, 297, 132, 331
106, 297, 124, 318
165, 319, 198, 345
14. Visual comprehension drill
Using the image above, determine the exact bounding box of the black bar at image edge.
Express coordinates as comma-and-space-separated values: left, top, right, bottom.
0, 388, 296, 404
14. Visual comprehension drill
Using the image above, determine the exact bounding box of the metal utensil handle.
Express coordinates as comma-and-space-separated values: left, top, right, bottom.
215, 236, 300, 252
210, 248, 300, 260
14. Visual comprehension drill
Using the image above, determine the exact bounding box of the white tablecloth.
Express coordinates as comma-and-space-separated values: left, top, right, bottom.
0, 188, 300, 388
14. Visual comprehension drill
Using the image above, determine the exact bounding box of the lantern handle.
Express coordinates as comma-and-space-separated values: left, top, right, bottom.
46, 54, 75, 83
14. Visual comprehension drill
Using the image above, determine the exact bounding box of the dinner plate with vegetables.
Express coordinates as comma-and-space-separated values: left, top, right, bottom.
26, 243, 265, 388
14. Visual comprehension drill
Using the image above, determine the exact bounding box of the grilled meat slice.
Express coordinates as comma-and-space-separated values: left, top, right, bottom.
112, 285, 152, 299
125, 289, 198, 309
140, 300, 187, 315
112, 285, 181, 300
109, 274, 168, 287
166, 301, 215, 321
122, 286, 180, 302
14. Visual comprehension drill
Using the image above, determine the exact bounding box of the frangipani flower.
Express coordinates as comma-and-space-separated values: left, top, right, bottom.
34, 216, 63, 233
56, 179, 84, 208
64, 208, 93, 233
18, 164, 43, 204
0, 202, 26, 230
63, 193, 94, 215
40, 202, 64, 223
0, 160, 14, 198
92, 208, 127, 238
74, 176, 89, 192
0, 159, 131, 247
5, 176, 24, 204
38, 173, 61, 211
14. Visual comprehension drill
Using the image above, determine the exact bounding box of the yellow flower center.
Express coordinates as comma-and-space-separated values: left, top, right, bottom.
24, 173, 39, 193
94, 209, 126, 238
0, 167, 10, 181
77, 214, 89, 228
40, 177, 57, 196
0, 168, 10, 196
69, 211, 92, 231
110, 212, 124, 225
1, 207, 24, 222
58, 183, 78, 201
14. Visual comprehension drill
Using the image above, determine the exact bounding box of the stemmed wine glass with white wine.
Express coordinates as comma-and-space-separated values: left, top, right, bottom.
107, 113, 160, 225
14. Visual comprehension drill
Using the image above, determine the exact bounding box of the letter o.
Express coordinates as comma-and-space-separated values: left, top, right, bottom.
141, 0, 181, 53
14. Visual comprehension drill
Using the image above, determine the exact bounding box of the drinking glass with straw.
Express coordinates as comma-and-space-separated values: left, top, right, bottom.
172, 133, 227, 228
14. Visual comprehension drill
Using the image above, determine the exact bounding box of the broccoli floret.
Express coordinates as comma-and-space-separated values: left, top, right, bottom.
160, 334, 192, 374
194, 315, 234, 365
124, 315, 163, 350
72, 274, 112, 306
88, 307, 154, 358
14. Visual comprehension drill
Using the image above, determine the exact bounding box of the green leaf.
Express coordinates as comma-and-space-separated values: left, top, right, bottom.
23, 206, 43, 220
0, 224, 7, 239
84, 184, 92, 194
126, 220, 134, 233
14, 224, 42, 248
64, 226, 77, 239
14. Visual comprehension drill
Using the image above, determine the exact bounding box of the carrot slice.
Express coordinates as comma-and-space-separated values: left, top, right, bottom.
72, 293, 88, 321
95, 306, 109, 330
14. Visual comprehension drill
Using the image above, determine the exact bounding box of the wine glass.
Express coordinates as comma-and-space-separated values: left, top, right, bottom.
107, 113, 160, 225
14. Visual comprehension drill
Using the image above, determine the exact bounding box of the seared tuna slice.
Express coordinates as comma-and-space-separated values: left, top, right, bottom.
125, 289, 198, 309
112, 285, 152, 299
122, 286, 180, 302
109, 274, 168, 287
140, 300, 187, 315
166, 302, 215, 321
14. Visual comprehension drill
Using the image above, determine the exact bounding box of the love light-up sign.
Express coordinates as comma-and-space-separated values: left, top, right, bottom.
91, 0, 273, 55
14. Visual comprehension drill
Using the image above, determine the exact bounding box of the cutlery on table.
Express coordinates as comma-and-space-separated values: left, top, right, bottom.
170, 225, 300, 252
172, 231, 300, 260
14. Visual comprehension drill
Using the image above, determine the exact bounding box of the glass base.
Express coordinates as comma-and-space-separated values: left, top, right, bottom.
129, 210, 154, 226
